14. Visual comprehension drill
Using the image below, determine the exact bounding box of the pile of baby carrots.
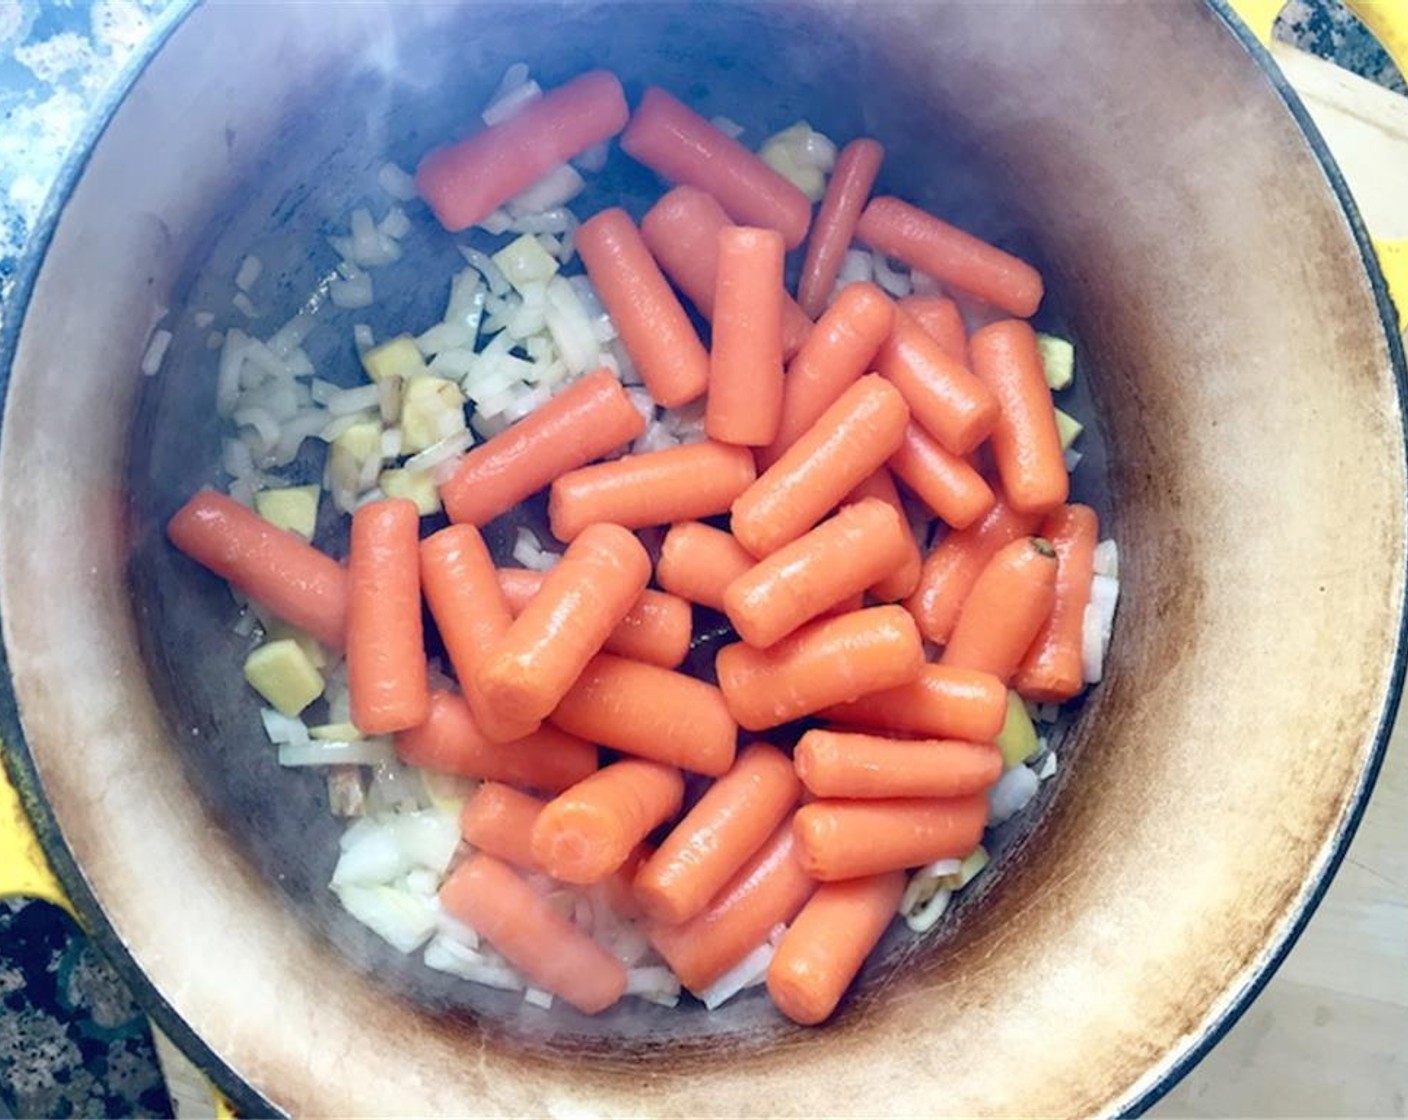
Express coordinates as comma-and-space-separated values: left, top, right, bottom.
167, 68, 1103, 1026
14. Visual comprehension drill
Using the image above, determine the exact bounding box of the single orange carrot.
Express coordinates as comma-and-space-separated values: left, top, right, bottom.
395, 690, 597, 793
551, 653, 738, 776
707, 227, 786, 446
723, 499, 913, 648
655, 521, 757, 611
732, 375, 910, 558
760, 282, 895, 469
416, 71, 629, 232
347, 499, 429, 735
845, 469, 922, 601
856, 196, 1044, 318
440, 854, 627, 1014
792, 794, 989, 880
941, 536, 1059, 683
440, 369, 645, 526
1012, 504, 1099, 702
767, 871, 906, 1025
640, 186, 812, 359
497, 568, 691, 670
794, 730, 1003, 799
821, 665, 1008, 743
633, 742, 801, 925
647, 820, 815, 993
530, 758, 685, 884
888, 422, 995, 530
167, 489, 347, 649
622, 87, 812, 249
549, 440, 756, 542
900, 294, 968, 364
459, 782, 546, 871
475, 523, 649, 726
716, 605, 924, 731
904, 496, 1043, 644
797, 138, 885, 319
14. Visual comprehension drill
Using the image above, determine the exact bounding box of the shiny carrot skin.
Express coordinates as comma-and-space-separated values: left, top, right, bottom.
440, 854, 627, 1014
459, 782, 546, 871
395, 690, 597, 793
888, 422, 995, 530
794, 730, 1003, 799
531, 759, 684, 884
723, 499, 913, 648
416, 70, 629, 232
655, 521, 756, 612
347, 499, 429, 735
876, 308, 998, 456
716, 605, 924, 731
577, 208, 709, 408
969, 320, 1069, 515
900, 294, 968, 364
797, 138, 885, 319
549, 440, 756, 543
941, 537, 1059, 683
732, 375, 910, 558
767, 871, 906, 1025
1012, 504, 1100, 702
793, 795, 990, 880
634, 742, 801, 925
622, 87, 812, 249
167, 489, 347, 649
550, 653, 738, 777
845, 469, 922, 601
856, 196, 1044, 318
820, 665, 1008, 743
707, 227, 786, 446
440, 369, 645, 526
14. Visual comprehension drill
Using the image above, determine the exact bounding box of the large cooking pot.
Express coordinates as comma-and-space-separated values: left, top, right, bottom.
1, 1, 1404, 1115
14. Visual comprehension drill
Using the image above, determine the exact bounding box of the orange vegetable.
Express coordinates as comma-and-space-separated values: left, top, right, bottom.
166, 489, 347, 649
875, 308, 998, 456
797, 138, 885, 319
716, 605, 924, 731
1012, 504, 1100, 702
655, 521, 756, 612
531, 759, 684, 884
416, 71, 629, 232
347, 499, 429, 735
941, 536, 1059, 683
634, 742, 801, 925
888, 422, 995, 530
821, 665, 1008, 743
794, 730, 1003, 799
439, 369, 645, 526
732, 375, 910, 558
900, 294, 969, 364
550, 653, 738, 777
439, 854, 626, 1014
845, 469, 922, 601
549, 440, 756, 542
458, 782, 545, 871
792, 795, 989, 880
706, 227, 786, 447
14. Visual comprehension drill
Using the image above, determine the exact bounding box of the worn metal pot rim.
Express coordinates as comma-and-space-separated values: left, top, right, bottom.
0, 3, 1402, 1116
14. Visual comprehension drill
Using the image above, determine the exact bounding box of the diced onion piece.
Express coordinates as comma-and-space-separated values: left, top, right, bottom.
336, 884, 437, 954
377, 161, 419, 202
709, 115, 745, 140
141, 329, 172, 376
903, 885, 952, 933
1092, 539, 1119, 579
378, 206, 412, 241
693, 941, 774, 1010
260, 707, 311, 746
329, 270, 374, 309
626, 966, 682, 1007
235, 254, 263, 292
279, 737, 396, 768
523, 988, 554, 1010
423, 935, 525, 989
988, 764, 1040, 825
544, 275, 599, 375
572, 140, 610, 173
483, 77, 542, 126
506, 163, 585, 218
870, 250, 912, 298
332, 820, 407, 886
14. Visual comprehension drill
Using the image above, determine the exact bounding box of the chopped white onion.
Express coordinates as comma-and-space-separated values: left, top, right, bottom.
326, 384, 383, 416
378, 206, 411, 241
837, 247, 874, 287
403, 430, 474, 475
626, 966, 681, 1007
459, 246, 509, 297
710, 115, 745, 139
903, 886, 952, 933
482, 78, 542, 126
336, 884, 437, 954
268, 310, 317, 357
279, 738, 395, 768
193, 310, 215, 329
1037, 752, 1058, 780
260, 708, 310, 746
1064, 447, 1083, 472
235, 254, 263, 292
693, 941, 774, 1010
507, 163, 584, 217
523, 988, 554, 1010
377, 161, 419, 202
544, 275, 600, 375
423, 935, 524, 989
232, 291, 260, 320
871, 250, 912, 298
988, 764, 1040, 825
1092, 538, 1119, 579
332, 821, 407, 886
141, 329, 172, 376
329, 270, 374, 309
572, 139, 610, 173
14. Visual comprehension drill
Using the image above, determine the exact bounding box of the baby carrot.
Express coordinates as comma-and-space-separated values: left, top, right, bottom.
723, 499, 913, 648
550, 653, 738, 777
767, 871, 906, 1026
1012, 504, 1100, 702
797, 138, 885, 319
707, 227, 786, 446
716, 605, 924, 731
656, 521, 756, 612
647, 820, 815, 993
395, 690, 597, 793
904, 496, 1043, 644
459, 782, 545, 872
496, 568, 691, 670
577, 208, 709, 408
969, 320, 1069, 515
622, 87, 812, 249
640, 186, 812, 359
634, 742, 801, 925
794, 730, 1003, 799
732, 375, 910, 558
549, 440, 756, 542
900, 294, 968, 364
845, 469, 922, 601
347, 499, 428, 735
415, 70, 629, 232
476, 523, 650, 726
167, 489, 346, 649
793, 794, 989, 880
876, 308, 998, 456
821, 665, 1008, 743
856, 196, 1044, 318
440, 854, 626, 1014
941, 536, 1059, 683
760, 282, 895, 469
888, 422, 995, 530
531, 758, 684, 884
440, 369, 645, 526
